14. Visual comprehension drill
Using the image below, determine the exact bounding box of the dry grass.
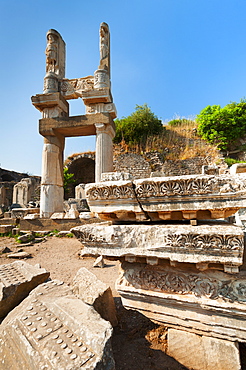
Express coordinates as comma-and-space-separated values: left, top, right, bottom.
114, 120, 221, 163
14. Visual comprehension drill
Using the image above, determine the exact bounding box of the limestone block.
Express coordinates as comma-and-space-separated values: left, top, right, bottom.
72, 267, 118, 327
0, 225, 13, 234
230, 163, 246, 175
0, 261, 49, 318
0, 280, 115, 370
101, 172, 132, 182
117, 261, 246, 341
167, 329, 241, 370
86, 174, 246, 221
75, 183, 86, 199
71, 223, 244, 268
64, 203, 79, 219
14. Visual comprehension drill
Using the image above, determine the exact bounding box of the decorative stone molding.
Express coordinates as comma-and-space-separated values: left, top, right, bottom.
60, 76, 94, 99
117, 261, 246, 342
71, 223, 244, 269
85, 174, 246, 221
86, 103, 117, 119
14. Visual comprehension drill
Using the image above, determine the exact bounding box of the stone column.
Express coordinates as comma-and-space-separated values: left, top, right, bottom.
95, 123, 115, 182
40, 134, 65, 218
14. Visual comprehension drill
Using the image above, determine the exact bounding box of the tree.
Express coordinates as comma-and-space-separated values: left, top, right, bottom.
63, 167, 75, 194
113, 104, 164, 147
197, 100, 246, 151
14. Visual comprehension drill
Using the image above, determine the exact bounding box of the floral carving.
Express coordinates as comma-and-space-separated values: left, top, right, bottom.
124, 266, 246, 303
86, 184, 135, 200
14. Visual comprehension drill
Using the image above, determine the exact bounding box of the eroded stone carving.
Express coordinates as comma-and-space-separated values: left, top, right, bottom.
71, 223, 244, 269
0, 261, 49, 318
116, 261, 246, 341
0, 280, 115, 369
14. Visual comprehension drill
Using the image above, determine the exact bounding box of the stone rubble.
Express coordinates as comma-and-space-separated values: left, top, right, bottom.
0, 261, 49, 318
0, 279, 115, 369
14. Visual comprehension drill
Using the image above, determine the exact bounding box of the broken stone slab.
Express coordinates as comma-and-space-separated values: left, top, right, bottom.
93, 255, 105, 268
7, 251, 31, 259
18, 232, 35, 243
0, 279, 115, 369
167, 329, 241, 370
0, 261, 49, 318
85, 174, 246, 221
0, 246, 12, 254
72, 267, 118, 327
71, 223, 244, 271
116, 261, 246, 342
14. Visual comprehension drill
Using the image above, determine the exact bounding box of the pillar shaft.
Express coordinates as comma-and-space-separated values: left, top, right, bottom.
40, 134, 65, 218
95, 123, 115, 182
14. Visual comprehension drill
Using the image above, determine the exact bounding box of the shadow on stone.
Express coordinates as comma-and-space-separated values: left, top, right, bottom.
112, 297, 188, 370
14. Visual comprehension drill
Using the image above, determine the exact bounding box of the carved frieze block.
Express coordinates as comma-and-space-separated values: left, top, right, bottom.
71, 223, 244, 268
117, 261, 246, 341
85, 174, 246, 221
60, 76, 94, 100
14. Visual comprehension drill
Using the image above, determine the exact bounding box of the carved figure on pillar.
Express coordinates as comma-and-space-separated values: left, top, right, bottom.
46, 33, 58, 73
99, 22, 110, 74
44, 29, 65, 94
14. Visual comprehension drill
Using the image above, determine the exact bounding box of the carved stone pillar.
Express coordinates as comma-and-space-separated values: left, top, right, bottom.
95, 123, 115, 182
40, 134, 65, 217
32, 93, 69, 218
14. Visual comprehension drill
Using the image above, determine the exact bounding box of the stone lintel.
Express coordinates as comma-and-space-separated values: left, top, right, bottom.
31, 92, 68, 113
39, 112, 115, 137
81, 87, 112, 104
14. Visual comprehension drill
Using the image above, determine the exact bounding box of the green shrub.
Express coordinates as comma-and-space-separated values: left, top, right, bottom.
224, 157, 245, 167
114, 104, 164, 147
168, 118, 194, 127
197, 100, 246, 150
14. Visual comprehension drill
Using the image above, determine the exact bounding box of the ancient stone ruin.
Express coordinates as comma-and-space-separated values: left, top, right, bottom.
0, 270, 115, 369
32, 23, 116, 218
72, 169, 246, 370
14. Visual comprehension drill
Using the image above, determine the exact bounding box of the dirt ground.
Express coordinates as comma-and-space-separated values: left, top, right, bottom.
0, 235, 188, 370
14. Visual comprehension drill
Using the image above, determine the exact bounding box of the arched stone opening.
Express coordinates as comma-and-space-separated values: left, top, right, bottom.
66, 156, 95, 199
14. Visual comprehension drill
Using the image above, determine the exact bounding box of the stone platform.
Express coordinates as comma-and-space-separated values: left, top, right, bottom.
85, 174, 246, 221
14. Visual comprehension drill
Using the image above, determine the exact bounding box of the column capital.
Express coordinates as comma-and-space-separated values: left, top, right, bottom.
95, 122, 115, 139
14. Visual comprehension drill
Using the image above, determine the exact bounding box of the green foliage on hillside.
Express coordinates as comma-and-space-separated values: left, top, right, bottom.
168, 118, 194, 127
113, 104, 164, 147
197, 100, 246, 150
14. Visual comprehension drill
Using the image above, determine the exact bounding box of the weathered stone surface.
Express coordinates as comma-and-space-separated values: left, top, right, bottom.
0, 280, 115, 369
116, 261, 246, 341
72, 268, 118, 327
93, 255, 105, 268
0, 225, 13, 234
0, 261, 49, 318
85, 174, 246, 221
71, 223, 244, 269
7, 251, 31, 259
167, 329, 241, 370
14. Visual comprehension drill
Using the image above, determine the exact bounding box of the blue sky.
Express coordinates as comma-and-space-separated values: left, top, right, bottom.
1, 0, 246, 175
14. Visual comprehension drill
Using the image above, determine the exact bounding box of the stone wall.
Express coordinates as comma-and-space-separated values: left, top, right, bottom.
113, 153, 151, 179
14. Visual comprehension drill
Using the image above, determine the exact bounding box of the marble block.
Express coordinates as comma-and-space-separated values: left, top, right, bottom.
0, 280, 115, 370
85, 174, 246, 221
167, 329, 241, 370
116, 261, 246, 342
71, 223, 244, 270
0, 261, 49, 318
